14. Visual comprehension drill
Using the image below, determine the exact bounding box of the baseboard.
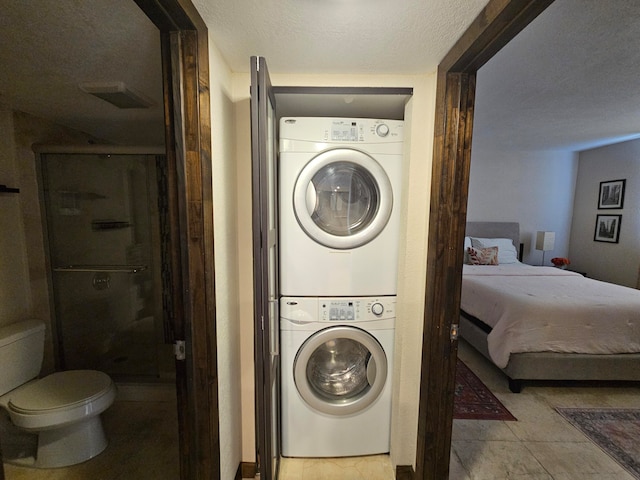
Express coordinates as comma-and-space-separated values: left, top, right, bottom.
396, 465, 415, 480
236, 462, 257, 479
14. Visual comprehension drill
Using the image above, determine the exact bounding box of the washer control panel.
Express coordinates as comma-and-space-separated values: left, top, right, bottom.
319, 296, 396, 322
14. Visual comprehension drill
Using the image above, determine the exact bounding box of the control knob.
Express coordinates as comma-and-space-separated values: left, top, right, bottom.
375, 123, 390, 137
371, 302, 384, 316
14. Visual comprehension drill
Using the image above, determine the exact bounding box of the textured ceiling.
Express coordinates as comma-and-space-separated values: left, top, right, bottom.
0, 0, 638, 152
0, 0, 164, 145
473, 0, 640, 153
193, 0, 489, 74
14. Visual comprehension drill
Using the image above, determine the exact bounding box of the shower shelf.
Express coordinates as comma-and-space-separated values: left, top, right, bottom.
54, 265, 148, 273
0, 184, 20, 194
91, 220, 131, 230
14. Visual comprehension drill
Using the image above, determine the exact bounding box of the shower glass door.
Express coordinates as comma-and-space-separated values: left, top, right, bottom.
41, 153, 173, 382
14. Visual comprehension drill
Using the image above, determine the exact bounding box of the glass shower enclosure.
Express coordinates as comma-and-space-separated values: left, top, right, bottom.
40, 150, 174, 382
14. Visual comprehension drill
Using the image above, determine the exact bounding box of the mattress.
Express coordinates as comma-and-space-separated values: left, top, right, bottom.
461, 263, 640, 368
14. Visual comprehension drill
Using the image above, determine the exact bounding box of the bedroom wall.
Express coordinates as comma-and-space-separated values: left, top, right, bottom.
569, 138, 640, 287
466, 145, 579, 265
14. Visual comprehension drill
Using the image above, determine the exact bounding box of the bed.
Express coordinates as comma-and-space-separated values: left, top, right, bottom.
459, 221, 640, 392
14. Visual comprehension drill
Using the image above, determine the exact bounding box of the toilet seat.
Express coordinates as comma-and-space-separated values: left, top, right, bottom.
7, 370, 116, 431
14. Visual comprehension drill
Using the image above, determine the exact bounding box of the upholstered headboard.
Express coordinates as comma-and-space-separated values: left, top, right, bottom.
465, 222, 520, 253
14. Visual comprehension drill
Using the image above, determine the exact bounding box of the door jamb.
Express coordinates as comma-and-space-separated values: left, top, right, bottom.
414, 1, 555, 478
134, 1, 219, 479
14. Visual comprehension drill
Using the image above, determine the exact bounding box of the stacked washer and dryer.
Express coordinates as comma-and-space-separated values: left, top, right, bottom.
279, 117, 403, 457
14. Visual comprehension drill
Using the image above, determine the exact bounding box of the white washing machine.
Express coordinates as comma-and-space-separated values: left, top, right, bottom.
280, 295, 395, 458
279, 117, 404, 297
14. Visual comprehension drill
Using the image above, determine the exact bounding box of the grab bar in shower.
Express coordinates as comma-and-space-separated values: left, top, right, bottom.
53, 265, 148, 273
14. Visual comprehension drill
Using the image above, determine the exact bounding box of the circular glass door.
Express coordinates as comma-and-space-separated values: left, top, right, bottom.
293, 326, 388, 416
293, 149, 393, 249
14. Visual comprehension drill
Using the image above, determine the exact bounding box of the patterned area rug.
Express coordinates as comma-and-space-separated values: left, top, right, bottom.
454, 359, 516, 421
556, 408, 640, 479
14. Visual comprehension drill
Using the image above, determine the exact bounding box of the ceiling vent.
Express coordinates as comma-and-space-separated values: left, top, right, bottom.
79, 81, 154, 109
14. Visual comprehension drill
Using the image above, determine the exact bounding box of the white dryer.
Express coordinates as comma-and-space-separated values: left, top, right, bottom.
280, 296, 395, 458
279, 117, 404, 297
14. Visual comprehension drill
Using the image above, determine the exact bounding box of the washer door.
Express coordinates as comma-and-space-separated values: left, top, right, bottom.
293, 148, 393, 249
293, 326, 388, 416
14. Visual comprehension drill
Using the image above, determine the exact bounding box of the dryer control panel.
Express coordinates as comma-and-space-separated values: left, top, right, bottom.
279, 117, 403, 147
328, 119, 402, 143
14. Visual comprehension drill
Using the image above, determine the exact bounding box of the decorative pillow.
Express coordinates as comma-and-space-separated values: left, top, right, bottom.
467, 246, 499, 265
470, 237, 518, 264
463, 237, 472, 264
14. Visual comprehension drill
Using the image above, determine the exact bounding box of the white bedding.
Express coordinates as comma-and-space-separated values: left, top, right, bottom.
461, 263, 640, 368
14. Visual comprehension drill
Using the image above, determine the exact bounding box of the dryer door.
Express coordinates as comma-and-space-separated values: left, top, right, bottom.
293, 326, 388, 416
293, 148, 393, 249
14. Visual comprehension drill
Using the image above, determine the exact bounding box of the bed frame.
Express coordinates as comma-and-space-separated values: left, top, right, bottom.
460, 221, 640, 392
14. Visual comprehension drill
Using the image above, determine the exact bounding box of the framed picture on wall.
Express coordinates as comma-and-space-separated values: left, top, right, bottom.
594, 214, 622, 243
598, 179, 625, 209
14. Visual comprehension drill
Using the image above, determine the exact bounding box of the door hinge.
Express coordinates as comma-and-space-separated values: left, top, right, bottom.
174, 340, 186, 361
450, 324, 459, 341
261, 315, 265, 331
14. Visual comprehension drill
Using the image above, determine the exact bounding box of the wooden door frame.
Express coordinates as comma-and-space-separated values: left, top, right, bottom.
134, 1, 219, 479
413, 1, 555, 478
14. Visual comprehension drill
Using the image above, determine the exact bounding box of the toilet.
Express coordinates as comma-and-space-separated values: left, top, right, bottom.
0, 320, 116, 468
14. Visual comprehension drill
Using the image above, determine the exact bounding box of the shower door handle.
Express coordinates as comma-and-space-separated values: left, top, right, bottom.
53, 264, 148, 273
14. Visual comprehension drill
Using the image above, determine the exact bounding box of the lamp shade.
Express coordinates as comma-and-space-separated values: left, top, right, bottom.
535, 231, 555, 251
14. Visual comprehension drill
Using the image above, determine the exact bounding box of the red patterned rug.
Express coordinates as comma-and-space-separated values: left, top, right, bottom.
556, 408, 640, 479
454, 359, 516, 421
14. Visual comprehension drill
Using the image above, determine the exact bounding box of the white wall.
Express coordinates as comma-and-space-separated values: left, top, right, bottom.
570, 139, 640, 287
467, 146, 579, 265
231, 71, 436, 469
207, 40, 243, 480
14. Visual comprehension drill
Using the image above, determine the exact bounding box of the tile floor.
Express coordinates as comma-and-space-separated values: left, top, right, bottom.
281, 339, 640, 480
279, 454, 395, 480
451, 339, 640, 480
2, 386, 179, 480
4, 345, 638, 479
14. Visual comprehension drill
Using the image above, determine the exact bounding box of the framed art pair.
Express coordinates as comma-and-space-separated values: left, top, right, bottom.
594, 179, 625, 243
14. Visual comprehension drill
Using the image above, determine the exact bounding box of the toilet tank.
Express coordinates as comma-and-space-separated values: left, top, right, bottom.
0, 320, 46, 396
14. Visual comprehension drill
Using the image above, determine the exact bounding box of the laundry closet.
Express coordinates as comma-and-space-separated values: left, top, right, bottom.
249, 56, 415, 479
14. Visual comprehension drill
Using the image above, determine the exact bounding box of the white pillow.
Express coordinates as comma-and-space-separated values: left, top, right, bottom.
463, 237, 472, 263
470, 237, 519, 264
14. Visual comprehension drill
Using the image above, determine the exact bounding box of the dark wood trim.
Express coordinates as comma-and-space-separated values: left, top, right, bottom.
162, 29, 190, 479
238, 462, 257, 479
396, 465, 415, 480
441, 0, 555, 73
134, 1, 218, 479
415, 1, 555, 478
134, 0, 196, 30
178, 28, 219, 480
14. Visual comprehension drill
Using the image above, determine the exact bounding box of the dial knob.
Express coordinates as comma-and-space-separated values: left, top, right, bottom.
371, 302, 384, 316
376, 124, 390, 137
